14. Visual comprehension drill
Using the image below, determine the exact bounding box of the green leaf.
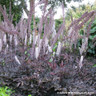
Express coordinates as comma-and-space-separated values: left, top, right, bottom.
28, 95, 32, 96
0, 86, 13, 96
49, 58, 53, 62
24, 51, 27, 55
90, 27, 96, 33
52, 43, 58, 52
28, 53, 30, 56
53, 45, 57, 51
93, 64, 96, 67
89, 35, 96, 40
87, 49, 93, 53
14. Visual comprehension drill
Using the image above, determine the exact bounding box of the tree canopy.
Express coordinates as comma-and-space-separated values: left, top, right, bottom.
0, 0, 83, 23
0, 0, 27, 23
45, 0, 83, 8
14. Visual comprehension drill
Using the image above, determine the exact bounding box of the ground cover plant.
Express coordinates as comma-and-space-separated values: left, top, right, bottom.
0, 0, 96, 96
0, 86, 13, 96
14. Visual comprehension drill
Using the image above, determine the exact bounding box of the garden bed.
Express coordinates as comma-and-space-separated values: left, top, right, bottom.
0, 49, 96, 96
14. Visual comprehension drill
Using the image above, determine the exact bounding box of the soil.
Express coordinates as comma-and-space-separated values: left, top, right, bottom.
0, 48, 96, 96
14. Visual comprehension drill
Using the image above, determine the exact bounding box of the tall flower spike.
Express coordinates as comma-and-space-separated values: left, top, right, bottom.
56, 42, 62, 56
0, 38, 2, 52
3, 34, 7, 45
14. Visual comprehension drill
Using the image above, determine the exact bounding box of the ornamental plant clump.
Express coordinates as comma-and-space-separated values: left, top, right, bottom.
0, 0, 65, 61
0, 1, 96, 95
0, 0, 95, 68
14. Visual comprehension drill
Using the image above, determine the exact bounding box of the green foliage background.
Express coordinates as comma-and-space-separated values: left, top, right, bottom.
65, 2, 96, 56
0, 0, 25, 23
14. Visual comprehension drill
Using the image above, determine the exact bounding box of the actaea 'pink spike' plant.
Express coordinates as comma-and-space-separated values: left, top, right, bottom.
0, 0, 65, 60
0, 0, 96, 69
